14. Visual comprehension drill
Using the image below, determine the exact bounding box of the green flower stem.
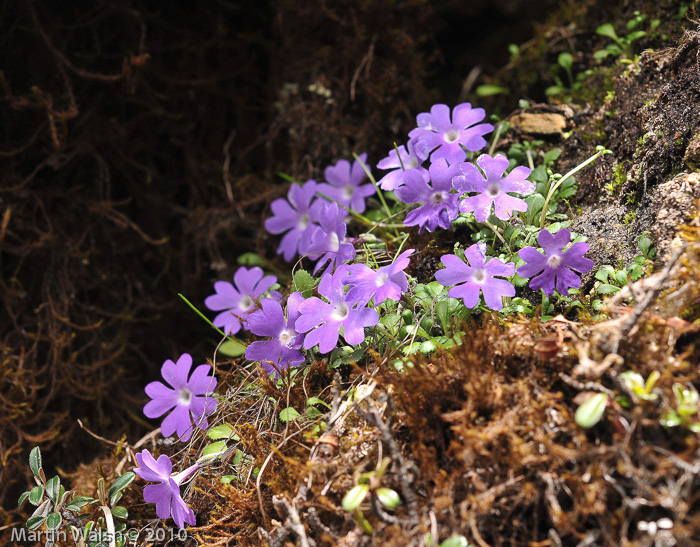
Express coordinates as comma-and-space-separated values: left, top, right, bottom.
178, 293, 248, 348
488, 122, 505, 156
484, 219, 510, 252
353, 152, 398, 238
539, 148, 608, 229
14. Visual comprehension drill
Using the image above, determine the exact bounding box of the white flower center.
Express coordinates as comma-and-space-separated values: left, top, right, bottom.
430, 191, 448, 205
178, 387, 192, 406
298, 213, 310, 230
331, 302, 349, 321
472, 268, 487, 283
238, 295, 254, 311
375, 272, 389, 286
328, 232, 340, 252
279, 328, 296, 349
406, 157, 418, 169
547, 255, 562, 269
342, 184, 355, 200
445, 129, 460, 143
486, 183, 501, 197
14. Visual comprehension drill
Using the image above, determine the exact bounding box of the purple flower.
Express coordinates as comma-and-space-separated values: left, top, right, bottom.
454, 153, 534, 222
517, 228, 594, 297
144, 353, 218, 441
296, 266, 379, 354
205, 267, 278, 335
435, 243, 515, 311
134, 450, 198, 529
346, 249, 414, 305
245, 292, 305, 376
375, 141, 429, 191
316, 154, 376, 213
307, 202, 356, 274
264, 179, 322, 262
408, 103, 494, 164
395, 158, 461, 232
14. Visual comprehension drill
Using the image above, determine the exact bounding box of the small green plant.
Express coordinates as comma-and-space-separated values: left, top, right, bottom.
18, 446, 135, 547
546, 52, 593, 97
620, 370, 660, 403
575, 393, 609, 428
594, 12, 660, 61
591, 237, 654, 315
342, 457, 401, 534
661, 383, 700, 433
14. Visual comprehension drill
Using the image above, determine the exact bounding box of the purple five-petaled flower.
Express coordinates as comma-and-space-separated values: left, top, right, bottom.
316, 154, 376, 213
408, 103, 494, 165
134, 450, 198, 529
295, 266, 379, 354
375, 141, 429, 191
435, 243, 515, 311
454, 153, 534, 222
517, 228, 594, 297
144, 353, 218, 441
264, 179, 322, 262
307, 202, 356, 274
205, 267, 278, 335
395, 158, 461, 233
345, 249, 414, 305
245, 292, 305, 377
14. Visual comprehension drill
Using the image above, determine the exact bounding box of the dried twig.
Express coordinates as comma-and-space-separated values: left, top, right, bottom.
611, 244, 686, 353
354, 398, 418, 518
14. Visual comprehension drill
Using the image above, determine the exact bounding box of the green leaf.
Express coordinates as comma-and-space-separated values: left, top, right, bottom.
638, 236, 652, 256
661, 410, 682, 428
440, 536, 470, 547
293, 269, 316, 298
237, 252, 267, 267
220, 475, 237, 484
543, 148, 562, 166
64, 496, 97, 512
108, 472, 135, 506
342, 484, 370, 512
46, 512, 62, 530
475, 84, 508, 97
18, 491, 30, 511
219, 339, 246, 357
597, 283, 621, 295
575, 393, 608, 428
306, 407, 323, 419
29, 447, 42, 479
596, 23, 619, 41
595, 265, 614, 283
27, 515, 47, 531
420, 340, 438, 354
615, 270, 628, 286
306, 397, 331, 409
558, 52, 573, 70
279, 407, 301, 423
111, 506, 128, 519
208, 424, 239, 441
46, 477, 60, 502
202, 441, 227, 458
29, 486, 44, 506
593, 49, 613, 60
375, 487, 401, 510
627, 30, 646, 43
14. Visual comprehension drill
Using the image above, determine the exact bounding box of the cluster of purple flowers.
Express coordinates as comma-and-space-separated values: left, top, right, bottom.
436, 229, 593, 310
238, 249, 413, 365
135, 101, 598, 531
374, 103, 536, 233
264, 155, 379, 274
